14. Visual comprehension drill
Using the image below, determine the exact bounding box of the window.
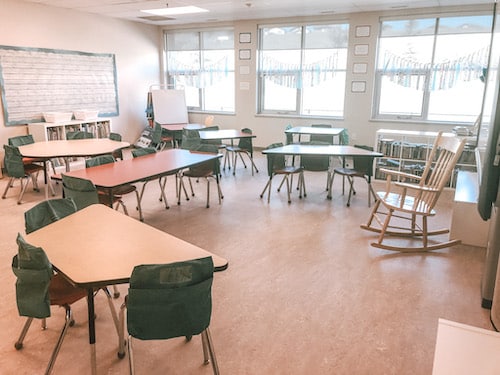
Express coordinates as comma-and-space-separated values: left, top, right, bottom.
257, 23, 349, 117
374, 15, 493, 123
164, 29, 235, 113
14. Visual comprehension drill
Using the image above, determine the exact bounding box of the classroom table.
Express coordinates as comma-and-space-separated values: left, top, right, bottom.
262, 144, 383, 199
18, 138, 130, 198
58, 148, 222, 220
198, 129, 256, 142
432, 318, 500, 374
285, 126, 345, 144
25, 204, 228, 375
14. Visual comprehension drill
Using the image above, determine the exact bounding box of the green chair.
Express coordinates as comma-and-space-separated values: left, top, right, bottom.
85, 155, 141, 219
2, 144, 47, 204
151, 122, 174, 151
310, 124, 334, 144
330, 145, 377, 207
224, 128, 259, 176
117, 257, 220, 375
299, 141, 332, 196
180, 128, 202, 151
61, 174, 127, 214
260, 142, 304, 203
8, 134, 58, 175
66, 131, 94, 140
24, 198, 78, 234
12, 233, 87, 375
131, 147, 172, 213
178, 144, 223, 208
109, 132, 124, 160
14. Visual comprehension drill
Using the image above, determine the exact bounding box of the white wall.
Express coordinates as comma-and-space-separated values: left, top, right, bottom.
0, 1, 494, 156
0, 0, 161, 151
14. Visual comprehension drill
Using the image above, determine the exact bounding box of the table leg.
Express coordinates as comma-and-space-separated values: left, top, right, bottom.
87, 288, 97, 375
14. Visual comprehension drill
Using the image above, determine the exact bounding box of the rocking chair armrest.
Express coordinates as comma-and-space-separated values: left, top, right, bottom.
394, 181, 440, 193
379, 168, 423, 182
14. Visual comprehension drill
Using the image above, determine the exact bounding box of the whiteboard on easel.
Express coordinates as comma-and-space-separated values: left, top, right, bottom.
151, 89, 188, 124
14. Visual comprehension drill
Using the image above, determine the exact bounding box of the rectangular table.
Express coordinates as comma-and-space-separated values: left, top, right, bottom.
262, 144, 383, 199
432, 319, 500, 374
25, 204, 228, 374
285, 126, 345, 144
56, 148, 221, 220
198, 129, 256, 142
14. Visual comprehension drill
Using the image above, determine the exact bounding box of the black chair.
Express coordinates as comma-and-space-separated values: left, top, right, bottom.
260, 142, 304, 203
330, 145, 376, 206
117, 257, 220, 374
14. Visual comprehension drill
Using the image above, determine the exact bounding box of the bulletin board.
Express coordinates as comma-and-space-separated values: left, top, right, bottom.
0, 45, 119, 125
151, 89, 188, 125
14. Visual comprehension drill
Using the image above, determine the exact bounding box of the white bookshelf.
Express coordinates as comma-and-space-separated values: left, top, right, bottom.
28, 119, 112, 142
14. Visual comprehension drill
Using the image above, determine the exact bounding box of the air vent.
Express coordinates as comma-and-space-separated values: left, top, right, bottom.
138, 15, 175, 21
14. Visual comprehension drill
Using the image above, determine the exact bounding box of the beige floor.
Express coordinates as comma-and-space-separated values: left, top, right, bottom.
0, 150, 493, 375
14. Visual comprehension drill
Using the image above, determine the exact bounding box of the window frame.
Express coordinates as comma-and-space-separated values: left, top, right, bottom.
372, 13, 493, 124
257, 21, 349, 119
162, 27, 235, 114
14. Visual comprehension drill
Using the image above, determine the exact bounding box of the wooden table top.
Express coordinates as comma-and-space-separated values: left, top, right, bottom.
25, 204, 228, 288
60, 148, 221, 188
262, 144, 383, 157
18, 138, 130, 159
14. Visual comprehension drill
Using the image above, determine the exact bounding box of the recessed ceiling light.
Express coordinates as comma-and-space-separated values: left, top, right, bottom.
141, 6, 209, 16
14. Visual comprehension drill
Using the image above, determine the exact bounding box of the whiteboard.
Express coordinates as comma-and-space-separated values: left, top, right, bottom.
0, 45, 118, 126
151, 89, 188, 125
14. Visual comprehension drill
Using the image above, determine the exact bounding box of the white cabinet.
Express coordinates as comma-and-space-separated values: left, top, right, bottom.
28, 119, 112, 142
374, 129, 476, 188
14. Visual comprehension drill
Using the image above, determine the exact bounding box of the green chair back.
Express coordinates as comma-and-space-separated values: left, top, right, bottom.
85, 154, 115, 168
3, 144, 27, 178
131, 147, 157, 158
339, 129, 349, 145
181, 129, 201, 151
301, 141, 330, 171
310, 124, 334, 144
352, 145, 375, 177
24, 198, 77, 234
127, 257, 214, 340
66, 131, 94, 140
109, 132, 122, 141
189, 144, 220, 176
12, 233, 53, 319
8, 135, 35, 147
264, 142, 286, 177
61, 174, 99, 210
237, 128, 254, 155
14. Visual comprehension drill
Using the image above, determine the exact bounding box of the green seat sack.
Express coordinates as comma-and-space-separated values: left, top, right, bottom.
12, 233, 53, 319
24, 198, 77, 234
127, 257, 214, 340
61, 174, 99, 210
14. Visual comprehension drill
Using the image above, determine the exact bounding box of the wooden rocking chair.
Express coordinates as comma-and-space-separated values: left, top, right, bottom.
360, 132, 467, 252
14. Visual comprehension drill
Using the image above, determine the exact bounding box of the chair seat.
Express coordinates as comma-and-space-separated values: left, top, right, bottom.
112, 184, 137, 195
23, 163, 45, 174
376, 191, 436, 216
333, 167, 365, 178
49, 273, 87, 306
275, 166, 303, 174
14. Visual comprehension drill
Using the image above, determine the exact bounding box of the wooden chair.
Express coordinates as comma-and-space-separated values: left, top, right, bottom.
360, 132, 466, 252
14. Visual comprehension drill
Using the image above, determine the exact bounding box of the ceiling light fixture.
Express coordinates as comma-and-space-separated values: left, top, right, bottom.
141, 5, 209, 16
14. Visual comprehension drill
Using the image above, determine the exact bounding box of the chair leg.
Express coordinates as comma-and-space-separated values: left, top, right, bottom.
158, 177, 170, 209
45, 305, 73, 375
2, 177, 15, 199
101, 287, 120, 336
14, 317, 34, 350
128, 335, 135, 375
260, 178, 273, 203
202, 328, 220, 375
117, 299, 127, 359
206, 178, 210, 208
